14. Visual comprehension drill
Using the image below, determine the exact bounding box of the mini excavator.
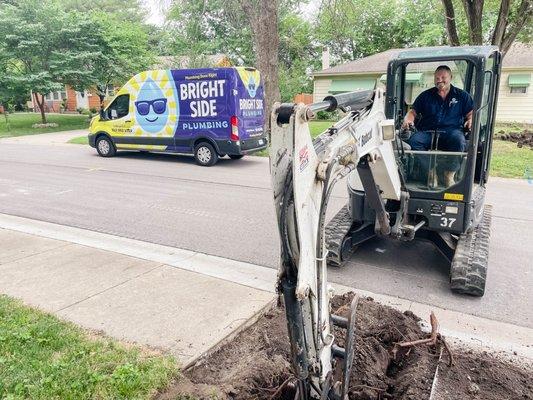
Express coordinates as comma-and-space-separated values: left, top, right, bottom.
269, 46, 501, 398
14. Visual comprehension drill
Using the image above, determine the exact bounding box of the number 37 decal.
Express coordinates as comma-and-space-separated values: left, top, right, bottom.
440, 217, 456, 228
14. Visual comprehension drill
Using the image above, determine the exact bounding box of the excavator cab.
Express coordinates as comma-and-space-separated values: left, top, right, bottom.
386, 47, 501, 195
332, 46, 501, 296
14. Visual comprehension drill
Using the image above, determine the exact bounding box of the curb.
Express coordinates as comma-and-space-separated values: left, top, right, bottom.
1, 213, 532, 361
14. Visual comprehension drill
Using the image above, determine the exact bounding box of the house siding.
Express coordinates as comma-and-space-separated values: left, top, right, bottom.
313, 78, 332, 102
313, 74, 383, 102
495, 69, 533, 123
88, 90, 100, 110
66, 86, 77, 111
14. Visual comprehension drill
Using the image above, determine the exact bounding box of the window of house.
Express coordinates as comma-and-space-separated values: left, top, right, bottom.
106, 94, 130, 120
508, 74, 530, 94
44, 91, 67, 101
106, 85, 115, 97
510, 86, 527, 94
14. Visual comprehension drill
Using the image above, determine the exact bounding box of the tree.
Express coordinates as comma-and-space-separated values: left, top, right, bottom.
60, 0, 148, 23
0, 0, 102, 122
89, 13, 155, 107
167, 0, 314, 126
278, 11, 319, 102
316, 0, 446, 64
441, 0, 533, 56
238, 0, 280, 123
167, 0, 254, 65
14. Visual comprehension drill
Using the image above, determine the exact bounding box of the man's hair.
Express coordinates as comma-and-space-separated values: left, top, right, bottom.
435, 65, 452, 76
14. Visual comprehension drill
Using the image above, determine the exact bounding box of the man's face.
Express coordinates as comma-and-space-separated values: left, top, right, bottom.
434, 70, 452, 91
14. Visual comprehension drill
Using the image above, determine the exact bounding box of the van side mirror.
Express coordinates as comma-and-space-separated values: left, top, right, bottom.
100, 109, 105, 120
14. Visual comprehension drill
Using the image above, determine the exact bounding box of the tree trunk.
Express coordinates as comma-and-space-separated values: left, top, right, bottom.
441, 0, 461, 46
462, 0, 484, 44
491, 0, 510, 46
498, 0, 533, 57
34, 93, 47, 124
97, 84, 107, 109
239, 0, 280, 134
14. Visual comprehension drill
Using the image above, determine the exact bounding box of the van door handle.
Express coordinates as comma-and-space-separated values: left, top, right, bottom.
125, 120, 132, 122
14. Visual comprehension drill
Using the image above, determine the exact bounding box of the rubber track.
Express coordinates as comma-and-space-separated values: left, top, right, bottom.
325, 205, 353, 267
450, 205, 492, 296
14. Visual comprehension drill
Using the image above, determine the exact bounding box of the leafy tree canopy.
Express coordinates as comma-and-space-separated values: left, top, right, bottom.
0, 0, 156, 122
59, 0, 148, 23
89, 12, 155, 101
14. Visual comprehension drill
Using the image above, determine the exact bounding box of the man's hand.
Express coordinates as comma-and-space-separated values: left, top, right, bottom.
402, 109, 416, 130
402, 119, 414, 130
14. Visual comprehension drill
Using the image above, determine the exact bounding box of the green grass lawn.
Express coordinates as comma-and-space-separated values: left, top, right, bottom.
490, 140, 532, 178
0, 113, 89, 138
68, 135, 89, 145
0, 295, 178, 399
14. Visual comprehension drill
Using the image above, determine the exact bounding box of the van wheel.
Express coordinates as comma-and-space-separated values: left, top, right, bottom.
194, 142, 218, 166
96, 136, 116, 157
229, 155, 244, 160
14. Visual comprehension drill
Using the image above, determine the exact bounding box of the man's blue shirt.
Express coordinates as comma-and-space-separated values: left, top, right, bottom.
412, 85, 473, 131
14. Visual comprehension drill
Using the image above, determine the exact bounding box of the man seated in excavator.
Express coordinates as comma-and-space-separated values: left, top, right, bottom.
402, 65, 474, 187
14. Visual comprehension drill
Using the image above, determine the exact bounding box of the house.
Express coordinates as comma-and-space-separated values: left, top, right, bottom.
313, 43, 533, 124
29, 85, 110, 113
28, 54, 232, 114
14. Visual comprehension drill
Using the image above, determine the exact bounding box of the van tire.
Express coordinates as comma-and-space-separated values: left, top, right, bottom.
194, 142, 218, 166
96, 136, 116, 157
229, 155, 244, 160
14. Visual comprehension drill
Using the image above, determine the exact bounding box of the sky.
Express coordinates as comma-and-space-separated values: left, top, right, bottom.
144, 0, 170, 25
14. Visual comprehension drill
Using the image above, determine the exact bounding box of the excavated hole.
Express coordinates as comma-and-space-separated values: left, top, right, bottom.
157, 293, 533, 400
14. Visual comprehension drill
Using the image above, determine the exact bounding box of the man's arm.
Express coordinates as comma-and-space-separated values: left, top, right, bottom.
464, 110, 473, 130
463, 90, 474, 130
402, 109, 417, 129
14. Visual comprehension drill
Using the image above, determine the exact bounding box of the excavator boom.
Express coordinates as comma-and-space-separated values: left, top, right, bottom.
270, 89, 405, 398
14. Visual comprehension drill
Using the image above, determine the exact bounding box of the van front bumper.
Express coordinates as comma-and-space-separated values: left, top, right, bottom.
88, 133, 97, 148
216, 136, 268, 155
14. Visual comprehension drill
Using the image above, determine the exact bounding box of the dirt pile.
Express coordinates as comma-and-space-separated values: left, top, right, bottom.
433, 349, 533, 399
157, 293, 532, 400
498, 129, 533, 149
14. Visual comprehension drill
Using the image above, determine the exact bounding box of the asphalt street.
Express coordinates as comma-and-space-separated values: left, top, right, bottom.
0, 138, 532, 329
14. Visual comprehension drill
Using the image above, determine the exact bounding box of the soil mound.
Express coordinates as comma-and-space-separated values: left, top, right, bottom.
498, 129, 533, 149
157, 293, 532, 400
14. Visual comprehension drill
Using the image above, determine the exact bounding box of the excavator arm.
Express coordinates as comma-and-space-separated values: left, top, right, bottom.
270, 89, 405, 399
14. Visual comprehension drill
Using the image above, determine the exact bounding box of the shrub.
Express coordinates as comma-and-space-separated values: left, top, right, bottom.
315, 110, 340, 121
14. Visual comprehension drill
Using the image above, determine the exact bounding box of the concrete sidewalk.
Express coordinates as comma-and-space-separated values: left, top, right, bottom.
0, 223, 274, 367
0, 129, 88, 146
1, 213, 532, 368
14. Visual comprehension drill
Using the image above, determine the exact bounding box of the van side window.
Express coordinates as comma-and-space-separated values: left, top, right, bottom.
107, 94, 130, 120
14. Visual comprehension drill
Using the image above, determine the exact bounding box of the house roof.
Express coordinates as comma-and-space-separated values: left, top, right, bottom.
314, 42, 533, 77
502, 42, 533, 68
314, 48, 402, 76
